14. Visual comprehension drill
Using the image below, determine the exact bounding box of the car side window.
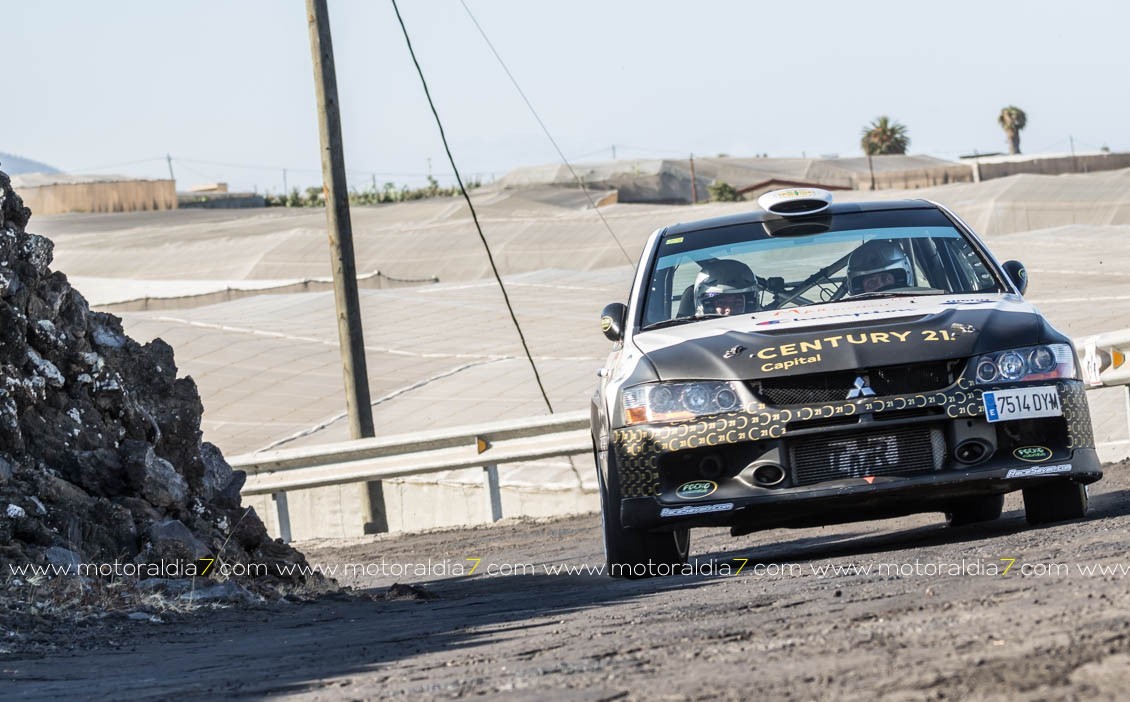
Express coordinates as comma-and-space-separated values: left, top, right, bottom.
941, 238, 997, 292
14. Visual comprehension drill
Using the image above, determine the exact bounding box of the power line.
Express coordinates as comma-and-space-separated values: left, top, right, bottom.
458, 0, 633, 265
177, 156, 318, 173
179, 155, 509, 179
66, 154, 502, 189
391, 0, 554, 414
175, 159, 227, 184
67, 156, 166, 172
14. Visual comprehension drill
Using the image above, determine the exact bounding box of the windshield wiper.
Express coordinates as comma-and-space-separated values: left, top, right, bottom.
642, 314, 728, 331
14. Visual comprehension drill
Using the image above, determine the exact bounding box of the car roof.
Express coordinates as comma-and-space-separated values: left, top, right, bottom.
662, 199, 938, 236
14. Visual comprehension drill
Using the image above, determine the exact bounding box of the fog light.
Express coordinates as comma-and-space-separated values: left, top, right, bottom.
976, 359, 998, 383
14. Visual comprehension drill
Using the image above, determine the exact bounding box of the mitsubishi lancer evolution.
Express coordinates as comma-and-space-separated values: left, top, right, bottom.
591, 188, 1099, 578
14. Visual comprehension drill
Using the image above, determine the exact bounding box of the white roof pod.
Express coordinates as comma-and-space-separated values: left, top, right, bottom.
757, 187, 834, 216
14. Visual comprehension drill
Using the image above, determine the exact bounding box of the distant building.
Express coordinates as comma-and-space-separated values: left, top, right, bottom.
11, 173, 176, 216
735, 179, 850, 201
178, 182, 265, 209
188, 182, 229, 193
962, 151, 1130, 182
499, 154, 976, 204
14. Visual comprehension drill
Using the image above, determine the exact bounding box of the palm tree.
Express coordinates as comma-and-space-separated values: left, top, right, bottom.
998, 106, 1027, 155
860, 116, 911, 189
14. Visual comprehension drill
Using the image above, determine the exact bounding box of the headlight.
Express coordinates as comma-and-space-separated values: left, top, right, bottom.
622, 381, 743, 425
971, 344, 1076, 385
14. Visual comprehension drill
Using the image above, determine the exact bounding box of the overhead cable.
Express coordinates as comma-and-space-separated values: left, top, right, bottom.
459, 0, 634, 265
391, 0, 555, 413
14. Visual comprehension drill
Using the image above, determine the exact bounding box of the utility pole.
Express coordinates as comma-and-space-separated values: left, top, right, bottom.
166, 154, 175, 183
283, 168, 288, 195
611, 144, 616, 160
306, 0, 386, 533
689, 153, 698, 204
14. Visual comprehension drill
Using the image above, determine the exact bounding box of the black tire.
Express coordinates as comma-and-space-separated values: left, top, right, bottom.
1023, 480, 1088, 525
597, 446, 689, 579
946, 493, 1005, 527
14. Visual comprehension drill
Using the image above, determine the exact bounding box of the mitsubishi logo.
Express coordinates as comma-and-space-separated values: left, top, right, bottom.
847, 376, 876, 399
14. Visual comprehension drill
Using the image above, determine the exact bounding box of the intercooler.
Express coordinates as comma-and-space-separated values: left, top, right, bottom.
788, 426, 946, 486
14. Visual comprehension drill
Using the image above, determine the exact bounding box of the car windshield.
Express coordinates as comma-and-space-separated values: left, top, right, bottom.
640, 208, 1004, 329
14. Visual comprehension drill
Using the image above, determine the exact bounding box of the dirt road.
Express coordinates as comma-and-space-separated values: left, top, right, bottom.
6, 461, 1130, 700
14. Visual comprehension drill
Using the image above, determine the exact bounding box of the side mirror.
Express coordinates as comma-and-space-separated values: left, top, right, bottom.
1001, 260, 1028, 295
600, 303, 627, 342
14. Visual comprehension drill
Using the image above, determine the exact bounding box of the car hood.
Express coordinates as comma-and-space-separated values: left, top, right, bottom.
633, 294, 1057, 380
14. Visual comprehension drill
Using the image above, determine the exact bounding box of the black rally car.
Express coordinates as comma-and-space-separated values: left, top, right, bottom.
591, 188, 1099, 577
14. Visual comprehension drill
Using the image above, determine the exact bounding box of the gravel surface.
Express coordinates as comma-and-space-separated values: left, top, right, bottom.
5, 461, 1130, 700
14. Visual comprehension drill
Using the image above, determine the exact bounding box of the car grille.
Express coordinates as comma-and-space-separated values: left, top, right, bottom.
789, 426, 946, 487
754, 360, 959, 406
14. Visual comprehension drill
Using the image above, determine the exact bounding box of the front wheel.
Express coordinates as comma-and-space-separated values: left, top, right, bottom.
1023, 480, 1088, 525
598, 446, 689, 579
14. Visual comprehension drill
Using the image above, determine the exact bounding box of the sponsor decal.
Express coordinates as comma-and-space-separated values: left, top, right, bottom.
754, 307, 916, 326
660, 503, 735, 518
941, 298, 995, 305
612, 375, 995, 455
1013, 446, 1053, 463
665, 236, 684, 245
722, 345, 746, 359
751, 328, 961, 373
1004, 463, 1072, 479
600, 316, 613, 332
761, 353, 822, 373
675, 480, 718, 499
828, 434, 898, 478
950, 322, 976, 335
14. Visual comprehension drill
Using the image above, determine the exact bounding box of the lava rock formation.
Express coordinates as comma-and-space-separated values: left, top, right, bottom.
0, 170, 311, 592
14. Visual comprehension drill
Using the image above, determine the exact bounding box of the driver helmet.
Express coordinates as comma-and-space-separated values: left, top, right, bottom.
693, 259, 759, 315
847, 240, 913, 295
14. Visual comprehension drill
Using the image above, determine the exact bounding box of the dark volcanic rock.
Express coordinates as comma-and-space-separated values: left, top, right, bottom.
199, 441, 234, 501
123, 440, 188, 509
148, 519, 211, 561
0, 170, 314, 594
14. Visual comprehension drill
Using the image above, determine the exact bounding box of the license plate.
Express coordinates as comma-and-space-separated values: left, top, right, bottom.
982, 386, 1062, 422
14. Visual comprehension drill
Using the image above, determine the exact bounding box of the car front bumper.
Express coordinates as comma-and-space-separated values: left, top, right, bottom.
622, 448, 1102, 533
611, 379, 1098, 533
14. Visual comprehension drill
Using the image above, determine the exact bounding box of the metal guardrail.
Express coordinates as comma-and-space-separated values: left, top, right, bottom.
231, 331, 1130, 542
1078, 330, 1130, 389
228, 411, 591, 542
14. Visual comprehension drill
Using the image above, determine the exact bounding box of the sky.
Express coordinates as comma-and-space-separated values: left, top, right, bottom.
7, 0, 1130, 193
